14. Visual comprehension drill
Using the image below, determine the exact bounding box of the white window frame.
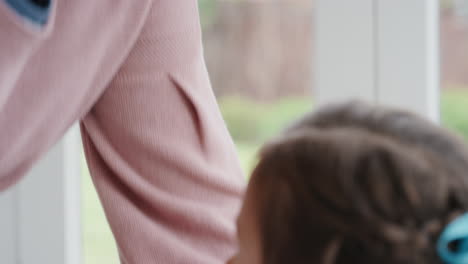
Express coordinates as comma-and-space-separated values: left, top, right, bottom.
315, 0, 440, 121
0, 125, 81, 264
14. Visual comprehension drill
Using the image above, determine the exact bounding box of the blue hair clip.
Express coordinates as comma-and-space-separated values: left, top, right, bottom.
437, 213, 468, 264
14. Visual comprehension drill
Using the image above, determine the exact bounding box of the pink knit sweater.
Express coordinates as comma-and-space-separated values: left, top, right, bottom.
0, 0, 245, 263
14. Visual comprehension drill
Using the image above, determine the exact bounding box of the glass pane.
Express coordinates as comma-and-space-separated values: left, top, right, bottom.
201, 0, 314, 174
440, 0, 468, 140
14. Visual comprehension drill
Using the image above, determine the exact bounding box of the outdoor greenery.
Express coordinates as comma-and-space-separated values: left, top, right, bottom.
199, 0, 217, 28
441, 90, 468, 140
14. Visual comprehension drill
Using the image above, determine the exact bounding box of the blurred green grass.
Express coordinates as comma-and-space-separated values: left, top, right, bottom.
441, 90, 468, 140
199, 0, 217, 28
83, 91, 468, 264
218, 96, 313, 144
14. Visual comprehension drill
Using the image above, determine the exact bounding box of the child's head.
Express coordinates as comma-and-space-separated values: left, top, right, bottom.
228, 101, 468, 264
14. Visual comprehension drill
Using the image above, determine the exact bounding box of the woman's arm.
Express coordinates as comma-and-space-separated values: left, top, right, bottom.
0, 0, 151, 189
81, 1, 245, 263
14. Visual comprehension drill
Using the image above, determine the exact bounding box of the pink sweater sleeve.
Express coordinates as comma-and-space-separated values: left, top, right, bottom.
0, 0, 245, 263
81, 1, 246, 263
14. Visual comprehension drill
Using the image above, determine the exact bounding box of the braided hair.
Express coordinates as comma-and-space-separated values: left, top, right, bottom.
251, 101, 468, 264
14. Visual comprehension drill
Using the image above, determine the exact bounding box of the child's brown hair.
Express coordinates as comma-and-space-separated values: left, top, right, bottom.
251, 101, 468, 264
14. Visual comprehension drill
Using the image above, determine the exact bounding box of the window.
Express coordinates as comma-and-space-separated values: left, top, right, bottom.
201, 0, 314, 173
440, 0, 468, 140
